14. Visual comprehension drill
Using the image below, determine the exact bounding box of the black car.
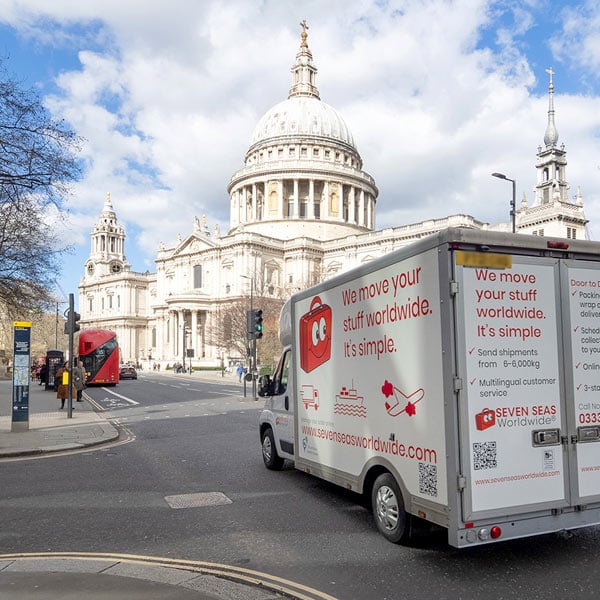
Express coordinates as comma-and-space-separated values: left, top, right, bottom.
119, 366, 138, 380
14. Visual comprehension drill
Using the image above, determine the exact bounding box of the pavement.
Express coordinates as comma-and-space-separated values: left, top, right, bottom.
0, 377, 119, 457
0, 374, 328, 600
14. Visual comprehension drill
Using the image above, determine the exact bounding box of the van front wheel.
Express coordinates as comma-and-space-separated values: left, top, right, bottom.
371, 473, 410, 543
261, 427, 285, 470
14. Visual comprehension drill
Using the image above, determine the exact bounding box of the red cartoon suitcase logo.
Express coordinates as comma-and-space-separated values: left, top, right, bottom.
475, 408, 496, 431
299, 296, 332, 373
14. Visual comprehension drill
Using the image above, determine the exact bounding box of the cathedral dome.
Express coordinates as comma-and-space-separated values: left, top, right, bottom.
227, 23, 378, 241
250, 96, 355, 150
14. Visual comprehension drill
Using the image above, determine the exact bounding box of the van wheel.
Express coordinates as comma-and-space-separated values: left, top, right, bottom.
371, 473, 411, 543
262, 427, 284, 470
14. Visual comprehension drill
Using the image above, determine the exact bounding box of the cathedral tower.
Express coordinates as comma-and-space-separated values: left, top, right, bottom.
84, 193, 129, 278
535, 68, 569, 205
517, 69, 587, 239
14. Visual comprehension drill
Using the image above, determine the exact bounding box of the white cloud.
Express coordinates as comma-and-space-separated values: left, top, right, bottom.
1, 0, 600, 275
551, 1, 600, 73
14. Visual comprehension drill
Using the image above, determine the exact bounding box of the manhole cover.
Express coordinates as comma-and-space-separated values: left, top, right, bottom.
164, 492, 232, 509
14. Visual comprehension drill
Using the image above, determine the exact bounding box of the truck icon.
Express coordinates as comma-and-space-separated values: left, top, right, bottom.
301, 385, 319, 410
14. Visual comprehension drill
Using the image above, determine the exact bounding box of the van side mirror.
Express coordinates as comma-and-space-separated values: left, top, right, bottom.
257, 374, 273, 397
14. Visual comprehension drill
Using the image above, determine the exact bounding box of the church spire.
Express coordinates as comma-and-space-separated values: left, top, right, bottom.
288, 20, 320, 99
535, 68, 568, 205
543, 67, 559, 147
100, 191, 117, 223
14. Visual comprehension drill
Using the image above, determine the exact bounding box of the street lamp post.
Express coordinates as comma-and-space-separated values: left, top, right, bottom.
492, 172, 516, 233
55, 302, 59, 348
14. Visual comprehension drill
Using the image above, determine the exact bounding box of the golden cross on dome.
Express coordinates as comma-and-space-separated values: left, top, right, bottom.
299, 19, 309, 47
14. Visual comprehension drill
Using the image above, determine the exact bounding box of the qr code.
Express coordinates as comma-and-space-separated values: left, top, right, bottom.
473, 441, 497, 470
418, 463, 438, 497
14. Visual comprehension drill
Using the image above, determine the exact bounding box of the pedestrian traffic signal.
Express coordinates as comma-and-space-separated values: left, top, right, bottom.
254, 309, 263, 339
64, 309, 81, 334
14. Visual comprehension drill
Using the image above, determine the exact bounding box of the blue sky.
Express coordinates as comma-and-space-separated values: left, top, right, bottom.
1, 0, 600, 308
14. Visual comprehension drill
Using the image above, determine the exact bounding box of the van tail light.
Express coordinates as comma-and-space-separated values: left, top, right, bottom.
547, 241, 569, 250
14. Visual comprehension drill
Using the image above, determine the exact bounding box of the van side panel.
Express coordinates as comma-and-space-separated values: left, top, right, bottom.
292, 247, 448, 509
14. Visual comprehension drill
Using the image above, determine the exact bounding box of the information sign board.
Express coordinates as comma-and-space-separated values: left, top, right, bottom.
12, 321, 32, 432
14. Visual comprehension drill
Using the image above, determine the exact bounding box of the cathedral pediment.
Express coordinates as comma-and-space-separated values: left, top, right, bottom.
172, 233, 217, 257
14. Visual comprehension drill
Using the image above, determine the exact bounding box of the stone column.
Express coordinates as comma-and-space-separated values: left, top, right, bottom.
278, 180, 284, 218
242, 187, 248, 223
156, 315, 164, 360
323, 181, 330, 219
171, 311, 178, 359
359, 190, 365, 226
230, 190, 237, 228
349, 186, 356, 224
191, 310, 198, 355
293, 179, 299, 218
199, 312, 206, 358
309, 179, 315, 218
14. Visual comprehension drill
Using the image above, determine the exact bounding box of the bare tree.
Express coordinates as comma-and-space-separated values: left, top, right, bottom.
0, 306, 68, 368
0, 195, 66, 312
255, 297, 286, 367
0, 61, 81, 314
210, 298, 249, 361
209, 295, 285, 369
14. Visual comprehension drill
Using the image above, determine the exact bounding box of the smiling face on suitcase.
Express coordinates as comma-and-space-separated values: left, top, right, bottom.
311, 316, 328, 356
300, 296, 332, 373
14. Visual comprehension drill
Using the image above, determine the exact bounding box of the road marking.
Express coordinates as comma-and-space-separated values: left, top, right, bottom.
100, 387, 140, 405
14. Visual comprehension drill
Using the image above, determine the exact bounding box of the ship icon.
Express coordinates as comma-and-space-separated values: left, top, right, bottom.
334, 381, 367, 418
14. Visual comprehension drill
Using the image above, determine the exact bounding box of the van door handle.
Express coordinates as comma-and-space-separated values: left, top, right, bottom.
285, 396, 289, 411
578, 426, 600, 443
532, 428, 560, 446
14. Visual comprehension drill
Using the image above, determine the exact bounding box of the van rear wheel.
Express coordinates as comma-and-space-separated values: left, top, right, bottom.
261, 427, 285, 470
371, 473, 411, 543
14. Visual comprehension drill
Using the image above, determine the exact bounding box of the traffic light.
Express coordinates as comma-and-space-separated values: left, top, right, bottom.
64, 309, 81, 334
246, 309, 263, 339
254, 309, 263, 339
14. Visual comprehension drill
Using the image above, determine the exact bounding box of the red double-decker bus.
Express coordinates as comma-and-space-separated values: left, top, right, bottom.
78, 329, 120, 385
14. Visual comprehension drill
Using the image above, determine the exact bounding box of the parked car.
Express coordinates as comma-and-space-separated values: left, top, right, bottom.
119, 366, 137, 380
